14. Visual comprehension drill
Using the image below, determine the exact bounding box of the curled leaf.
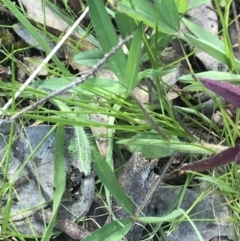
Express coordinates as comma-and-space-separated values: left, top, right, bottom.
181, 145, 240, 171
200, 78, 240, 107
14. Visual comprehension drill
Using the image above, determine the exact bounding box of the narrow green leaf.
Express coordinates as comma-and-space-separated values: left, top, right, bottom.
196, 176, 238, 194
2, 121, 15, 231
157, 0, 180, 31
148, 32, 173, 51
83, 219, 133, 241
53, 125, 66, 203
181, 210, 205, 241
88, 0, 127, 83
138, 209, 183, 223
182, 17, 225, 51
93, 151, 134, 214
179, 71, 240, 84
184, 33, 240, 69
42, 124, 66, 241
138, 67, 177, 80
185, 32, 226, 59
115, 12, 137, 43
2, 185, 13, 231
69, 126, 92, 176
182, 17, 240, 71
188, 0, 210, 10
125, 23, 143, 91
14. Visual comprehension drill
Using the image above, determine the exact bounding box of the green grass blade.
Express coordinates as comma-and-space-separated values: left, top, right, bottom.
88, 0, 127, 83
137, 209, 182, 223
1, 0, 67, 74
179, 210, 204, 241
179, 71, 240, 84
2, 121, 15, 231
213, 0, 235, 71
83, 218, 133, 241
125, 23, 143, 91
93, 150, 134, 214
2, 185, 13, 231
41, 124, 66, 241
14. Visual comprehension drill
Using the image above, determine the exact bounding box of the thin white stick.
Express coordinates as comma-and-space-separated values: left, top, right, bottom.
2, 6, 89, 112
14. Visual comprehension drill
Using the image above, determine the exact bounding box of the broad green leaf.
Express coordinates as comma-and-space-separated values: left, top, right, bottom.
184, 33, 227, 64
42, 124, 66, 241
125, 23, 143, 91
83, 219, 133, 241
93, 151, 134, 214
138, 67, 177, 80
118, 138, 215, 156
35, 77, 126, 96
77, 78, 126, 96
73, 49, 104, 67
153, 0, 180, 33
88, 0, 127, 83
119, 0, 179, 35
68, 126, 92, 176
117, 132, 179, 158
175, 0, 188, 14
137, 209, 182, 223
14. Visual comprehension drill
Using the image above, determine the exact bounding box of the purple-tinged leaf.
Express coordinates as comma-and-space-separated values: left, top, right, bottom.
181, 145, 240, 171
236, 150, 240, 164
200, 78, 240, 108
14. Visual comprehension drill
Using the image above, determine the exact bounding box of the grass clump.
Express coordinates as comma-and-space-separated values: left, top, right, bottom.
0, 0, 240, 240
